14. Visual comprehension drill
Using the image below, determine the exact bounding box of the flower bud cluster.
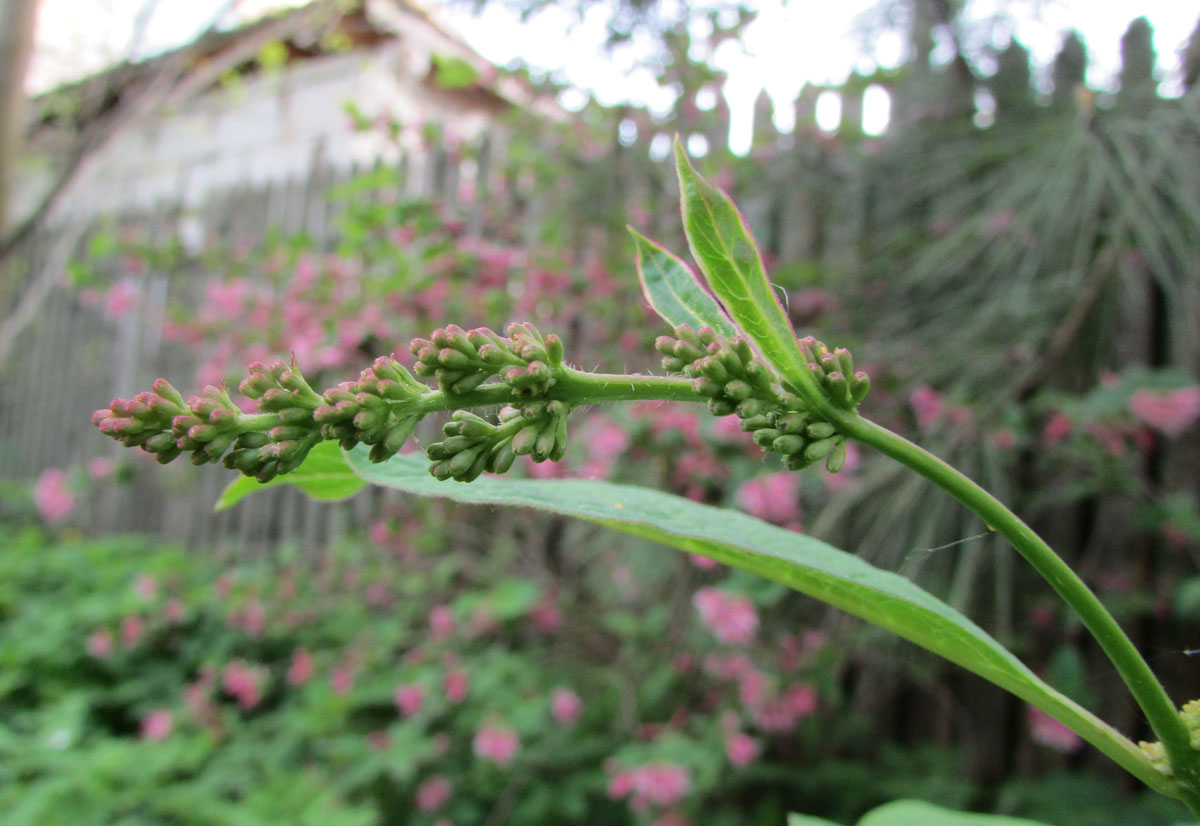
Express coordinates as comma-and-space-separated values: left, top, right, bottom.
797, 336, 870, 410
228, 360, 325, 481
1137, 698, 1200, 778
92, 379, 193, 464
313, 357, 427, 463
410, 323, 563, 398
655, 324, 852, 472
424, 400, 571, 482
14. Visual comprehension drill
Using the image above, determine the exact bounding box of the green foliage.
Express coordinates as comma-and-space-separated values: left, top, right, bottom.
630, 228, 737, 338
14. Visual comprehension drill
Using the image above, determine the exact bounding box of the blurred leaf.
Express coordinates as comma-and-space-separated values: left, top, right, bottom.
858, 800, 1052, 826
216, 441, 366, 511
343, 448, 1162, 792
629, 228, 736, 337
431, 54, 480, 89
1174, 578, 1200, 623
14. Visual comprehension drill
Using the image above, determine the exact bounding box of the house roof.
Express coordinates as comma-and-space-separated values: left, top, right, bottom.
28, 0, 555, 135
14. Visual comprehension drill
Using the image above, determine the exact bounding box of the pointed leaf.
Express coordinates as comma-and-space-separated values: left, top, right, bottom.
215, 441, 366, 511
630, 227, 738, 337
343, 447, 1163, 793
673, 138, 817, 392
858, 801, 1053, 826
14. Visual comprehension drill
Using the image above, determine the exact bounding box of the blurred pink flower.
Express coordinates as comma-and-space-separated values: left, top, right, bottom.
87, 628, 113, 658
164, 599, 185, 623
394, 683, 424, 717
33, 468, 74, 524
330, 666, 354, 695
287, 648, 313, 685
430, 604, 455, 639
103, 278, 140, 321
417, 775, 453, 812
530, 591, 561, 634
140, 709, 173, 741
608, 763, 690, 811
751, 682, 819, 733
473, 724, 519, 766
653, 814, 692, 826
133, 575, 157, 600
1129, 387, 1200, 437
551, 687, 583, 725
737, 472, 799, 526
1042, 411, 1072, 444
1027, 706, 1082, 753
121, 615, 143, 646
693, 587, 758, 645
444, 669, 469, 704
688, 554, 719, 569
86, 457, 115, 479
223, 660, 263, 709
726, 732, 761, 766
909, 385, 945, 430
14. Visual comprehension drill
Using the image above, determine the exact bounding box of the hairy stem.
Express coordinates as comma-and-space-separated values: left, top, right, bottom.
838, 414, 1200, 812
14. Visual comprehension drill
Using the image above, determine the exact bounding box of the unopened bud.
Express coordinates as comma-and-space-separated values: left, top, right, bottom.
803, 437, 838, 462
806, 422, 836, 440
772, 435, 805, 455
825, 440, 847, 473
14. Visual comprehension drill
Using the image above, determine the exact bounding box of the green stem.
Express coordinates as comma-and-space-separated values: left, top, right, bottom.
410, 369, 701, 414
838, 414, 1200, 812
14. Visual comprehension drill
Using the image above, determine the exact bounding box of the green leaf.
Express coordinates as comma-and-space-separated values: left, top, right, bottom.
343, 448, 1162, 792
673, 138, 816, 393
431, 54, 480, 89
215, 441, 366, 511
858, 800, 1052, 826
788, 814, 842, 826
629, 227, 738, 337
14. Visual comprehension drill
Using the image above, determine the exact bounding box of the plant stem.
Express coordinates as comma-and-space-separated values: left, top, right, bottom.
411, 369, 701, 414
838, 413, 1200, 812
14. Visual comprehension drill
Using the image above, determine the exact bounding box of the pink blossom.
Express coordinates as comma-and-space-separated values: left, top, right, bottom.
33, 468, 74, 524
909, 385, 945, 430
653, 814, 692, 826
1129, 387, 1200, 437
529, 591, 561, 634
737, 473, 799, 526
473, 724, 519, 766
164, 599, 185, 623
287, 648, 313, 685
394, 683, 424, 717
751, 682, 819, 732
133, 575, 157, 600
87, 628, 113, 658
102, 278, 140, 321
140, 709, 173, 741
86, 457, 115, 479
692, 587, 759, 645
223, 660, 263, 709
688, 554, 719, 569
368, 520, 390, 546
1027, 706, 1082, 753
444, 669, 469, 703
608, 763, 690, 811
726, 732, 761, 766
330, 666, 354, 695
551, 688, 583, 725
991, 428, 1017, 450
429, 605, 455, 639
121, 615, 143, 646
417, 775, 453, 812
1041, 411, 1072, 444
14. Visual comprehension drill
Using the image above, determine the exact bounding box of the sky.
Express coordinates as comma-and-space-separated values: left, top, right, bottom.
28, 0, 1200, 152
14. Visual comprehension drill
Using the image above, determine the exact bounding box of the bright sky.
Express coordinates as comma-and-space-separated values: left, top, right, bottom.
29, 0, 1200, 152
